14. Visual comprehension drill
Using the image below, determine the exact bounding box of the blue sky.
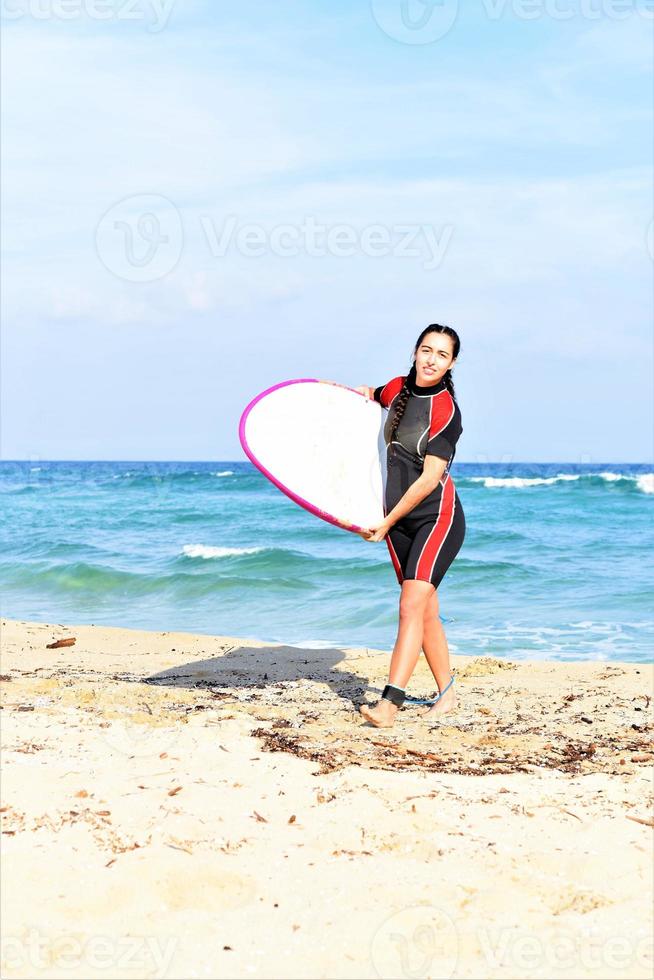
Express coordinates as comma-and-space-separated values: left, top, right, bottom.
2, 0, 652, 462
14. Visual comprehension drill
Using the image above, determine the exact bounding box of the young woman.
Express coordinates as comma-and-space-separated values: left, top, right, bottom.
354, 324, 465, 728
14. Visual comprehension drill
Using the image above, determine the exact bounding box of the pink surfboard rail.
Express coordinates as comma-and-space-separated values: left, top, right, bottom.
238, 378, 374, 534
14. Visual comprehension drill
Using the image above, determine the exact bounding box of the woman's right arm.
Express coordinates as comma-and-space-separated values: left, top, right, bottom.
354, 386, 375, 401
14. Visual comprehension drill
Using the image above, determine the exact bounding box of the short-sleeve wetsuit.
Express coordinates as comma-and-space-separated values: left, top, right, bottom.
373, 374, 466, 589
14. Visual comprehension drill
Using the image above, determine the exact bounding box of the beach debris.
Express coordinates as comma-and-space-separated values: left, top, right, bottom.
626, 814, 654, 828
288, 815, 296, 824
532, 804, 583, 822
167, 786, 183, 797
0, 675, 11, 682
252, 811, 268, 823
46, 638, 76, 649
631, 753, 653, 763
562, 742, 596, 760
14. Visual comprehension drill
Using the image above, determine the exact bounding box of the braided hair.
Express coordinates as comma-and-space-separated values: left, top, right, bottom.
388, 324, 461, 456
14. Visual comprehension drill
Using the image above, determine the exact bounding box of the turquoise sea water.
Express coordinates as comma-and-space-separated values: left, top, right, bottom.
1, 461, 652, 663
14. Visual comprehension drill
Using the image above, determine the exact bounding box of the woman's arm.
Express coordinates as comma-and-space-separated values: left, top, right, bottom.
364, 456, 448, 541
385, 456, 448, 527
354, 386, 375, 400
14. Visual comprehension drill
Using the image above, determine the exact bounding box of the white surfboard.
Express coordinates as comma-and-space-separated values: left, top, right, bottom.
238, 379, 388, 532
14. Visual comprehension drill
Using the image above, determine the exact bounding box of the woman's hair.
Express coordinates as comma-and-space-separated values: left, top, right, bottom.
388, 324, 460, 455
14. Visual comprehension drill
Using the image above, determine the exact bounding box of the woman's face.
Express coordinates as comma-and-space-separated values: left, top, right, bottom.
414, 332, 456, 386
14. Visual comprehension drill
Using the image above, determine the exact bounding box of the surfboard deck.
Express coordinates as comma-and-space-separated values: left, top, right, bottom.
238, 379, 387, 533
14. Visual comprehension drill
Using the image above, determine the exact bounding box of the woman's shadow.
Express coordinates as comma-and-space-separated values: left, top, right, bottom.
143, 641, 374, 710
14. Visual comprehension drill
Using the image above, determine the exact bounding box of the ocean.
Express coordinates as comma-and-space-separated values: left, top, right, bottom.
1, 460, 652, 663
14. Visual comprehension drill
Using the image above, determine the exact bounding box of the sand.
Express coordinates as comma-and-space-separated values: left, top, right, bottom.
0, 616, 652, 980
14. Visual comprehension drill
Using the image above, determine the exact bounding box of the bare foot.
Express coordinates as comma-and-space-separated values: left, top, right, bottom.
417, 686, 457, 719
359, 699, 399, 728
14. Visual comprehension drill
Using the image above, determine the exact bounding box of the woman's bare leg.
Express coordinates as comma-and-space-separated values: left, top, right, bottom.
420, 590, 457, 716
360, 580, 434, 728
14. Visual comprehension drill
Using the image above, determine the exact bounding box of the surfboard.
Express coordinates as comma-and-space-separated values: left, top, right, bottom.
238, 379, 387, 533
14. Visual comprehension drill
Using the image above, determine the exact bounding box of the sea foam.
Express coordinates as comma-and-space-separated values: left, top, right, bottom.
469, 475, 580, 488
182, 544, 264, 559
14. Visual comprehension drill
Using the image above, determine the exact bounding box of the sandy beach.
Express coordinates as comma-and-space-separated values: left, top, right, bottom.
0, 616, 652, 979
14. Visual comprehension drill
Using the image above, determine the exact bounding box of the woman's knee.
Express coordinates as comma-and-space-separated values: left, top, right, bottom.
399, 581, 435, 619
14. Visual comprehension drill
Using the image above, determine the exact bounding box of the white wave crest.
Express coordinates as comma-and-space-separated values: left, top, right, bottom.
598, 471, 654, 492
468, 471, 653, 490
182, 544, 264, 559
213, 470, 234, 477
469, 475, 581, 488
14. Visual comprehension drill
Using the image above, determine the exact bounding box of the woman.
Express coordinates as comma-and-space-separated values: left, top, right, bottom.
354, 324, 465, 729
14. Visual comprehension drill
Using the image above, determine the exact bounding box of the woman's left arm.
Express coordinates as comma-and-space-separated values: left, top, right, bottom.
364, 455, 448, 541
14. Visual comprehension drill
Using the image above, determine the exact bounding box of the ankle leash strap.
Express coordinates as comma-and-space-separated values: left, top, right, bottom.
381, 684, 406, 707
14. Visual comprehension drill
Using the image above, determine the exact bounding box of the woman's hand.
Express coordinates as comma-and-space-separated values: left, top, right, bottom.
354, 385, 374, 401
359, 521, 391, 543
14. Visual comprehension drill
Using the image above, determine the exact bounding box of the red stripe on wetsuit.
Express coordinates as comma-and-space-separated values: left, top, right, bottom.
379, 376, 405, 408
385, 535, 404, 584
428, 389, 455, 444
415, 475, 456, 581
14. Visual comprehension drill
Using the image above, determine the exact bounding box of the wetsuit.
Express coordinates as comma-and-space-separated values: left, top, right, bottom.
373, 374, 466, 589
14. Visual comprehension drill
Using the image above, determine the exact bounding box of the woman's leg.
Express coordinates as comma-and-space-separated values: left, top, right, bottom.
420, 590, 457, 716
389, 579, 435, 686
360, 579, 434, 728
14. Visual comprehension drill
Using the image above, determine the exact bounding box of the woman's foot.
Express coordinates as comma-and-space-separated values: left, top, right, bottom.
417, 685, 457, 719
359, 699, 399, 728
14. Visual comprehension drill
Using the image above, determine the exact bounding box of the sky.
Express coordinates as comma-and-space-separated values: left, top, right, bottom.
1, 0, 652, 462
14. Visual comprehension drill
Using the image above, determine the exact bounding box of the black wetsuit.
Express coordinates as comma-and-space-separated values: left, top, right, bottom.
373, 374, 466, 589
